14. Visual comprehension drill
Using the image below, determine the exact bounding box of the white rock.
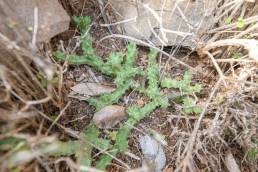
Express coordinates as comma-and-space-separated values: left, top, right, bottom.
109, 0, 216, 48
139, 135, 166, 172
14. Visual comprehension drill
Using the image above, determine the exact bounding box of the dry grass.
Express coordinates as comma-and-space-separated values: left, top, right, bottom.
0, 1, 68, 171
0, 0, 257, 171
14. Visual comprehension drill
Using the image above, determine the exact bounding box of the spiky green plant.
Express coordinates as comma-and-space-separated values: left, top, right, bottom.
54, 16, 202, 170
161, 71, 202, 114
95, 49, 168, 169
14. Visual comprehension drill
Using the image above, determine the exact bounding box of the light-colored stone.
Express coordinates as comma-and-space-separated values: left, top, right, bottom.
139, 135, 166, 172
109, 0, 216, 48
70, 82, 116, 96
225, 151, 241, 172
7, 0, 70, 42
93, 105, 127, 129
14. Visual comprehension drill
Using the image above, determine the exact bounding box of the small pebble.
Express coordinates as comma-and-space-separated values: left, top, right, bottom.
93, 105, 127, 129
139, 135, 166, 172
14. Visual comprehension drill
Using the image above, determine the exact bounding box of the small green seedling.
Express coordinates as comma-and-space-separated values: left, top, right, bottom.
224, 17, 232, 24
237, 17, 245, 29
247, 140, 258, 161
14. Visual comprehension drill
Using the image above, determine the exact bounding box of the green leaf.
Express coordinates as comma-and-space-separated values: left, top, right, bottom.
147, 48, 160, 99
81, 36, 95, 55
72, 16, 91, 34
125, 43, 137, 67
88, 81, 131, 111
106, 52, 123, 73
232, 52, 241, 59
247, 147, 258, 161
224, 17, 232, 24
0, 137, 25, 150
237, 17, 245, 29
37, 72, 48, 88
49, 140, 79, 157
114, 67, 142, 86
184, 84, 202, 94
107, 131, 118, 141
96, 153, 117, 170
77, 124, 110, 167
183, 70, 192, 85
182, 97, 202, 114
161, 77, 180, 89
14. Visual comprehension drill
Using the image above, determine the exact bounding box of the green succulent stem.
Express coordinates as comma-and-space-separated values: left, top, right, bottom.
53, 16, 202, 170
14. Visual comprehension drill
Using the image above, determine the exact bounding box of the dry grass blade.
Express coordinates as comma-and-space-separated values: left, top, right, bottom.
0, 1, 65, 171
203, 39, 258, 62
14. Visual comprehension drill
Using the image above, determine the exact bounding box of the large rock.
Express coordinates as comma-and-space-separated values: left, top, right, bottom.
6, 0, 70, 42
109, 0, 216, 48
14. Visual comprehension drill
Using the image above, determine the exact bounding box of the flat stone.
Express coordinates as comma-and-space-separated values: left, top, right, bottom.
93, 105, 127, 129
109, 0, 216, 49
70, 82, 116, 96
6, 0, 70, 42
139, 135, 166, 172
